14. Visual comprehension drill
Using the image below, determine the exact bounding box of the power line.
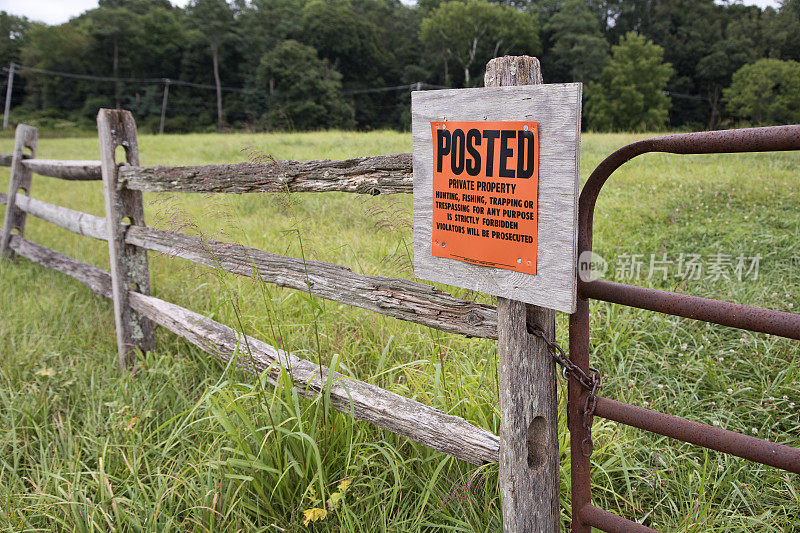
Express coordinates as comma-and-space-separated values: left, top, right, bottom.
2, 61, 451, 132
2, 63, 717, 111
5, 64, 449, 97
344, 82, 448, 95
3, 64, 258, 94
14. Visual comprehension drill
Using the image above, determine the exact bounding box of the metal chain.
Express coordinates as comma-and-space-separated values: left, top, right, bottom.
526, 322, 602, 458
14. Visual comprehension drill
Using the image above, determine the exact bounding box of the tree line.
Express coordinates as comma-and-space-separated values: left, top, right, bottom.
1, 0, 799, 133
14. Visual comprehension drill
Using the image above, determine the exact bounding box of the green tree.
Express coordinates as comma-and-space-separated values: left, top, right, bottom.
21, 23, 92, 112
256, 39, 354, 130
0, 12, 30, 65
238, 0, 304, 63
299, 0, 388, 82
73, 1, 188, 124
0, 12, 32, 117
585, 32, 673, 131
133, 5, 185, 78
724, 58, 800, 125
187, 0, 236, 129
543, 0, 608, 82
297, 0, 422, 129
695, 22, 757, 129
762, 0, 800, 61
606, 0, 726, 128
82, 5, 140, 107
420, 0, 539, 87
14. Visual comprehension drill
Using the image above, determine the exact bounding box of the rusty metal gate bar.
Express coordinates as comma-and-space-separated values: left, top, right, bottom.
568, 124, 800, 533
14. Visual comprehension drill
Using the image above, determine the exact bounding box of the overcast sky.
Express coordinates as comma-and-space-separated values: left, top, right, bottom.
0, 0, 784, 26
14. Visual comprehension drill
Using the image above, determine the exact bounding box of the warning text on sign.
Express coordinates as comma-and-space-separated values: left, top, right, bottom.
431, 120, 539, 275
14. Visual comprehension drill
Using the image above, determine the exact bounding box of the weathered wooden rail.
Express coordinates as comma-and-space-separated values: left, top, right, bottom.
23, 159, 102, 180
0, 154, 414, 191
7, 191, 498, 339
120, 154, 413, 194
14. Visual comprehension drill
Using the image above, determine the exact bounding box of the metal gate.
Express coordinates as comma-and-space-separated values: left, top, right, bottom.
567, 125, 800, 532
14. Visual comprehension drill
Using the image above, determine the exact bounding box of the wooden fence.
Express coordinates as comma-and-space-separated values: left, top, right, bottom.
0, 57, 572, 531
0, 119, 508, 464
6, 66, 798, 532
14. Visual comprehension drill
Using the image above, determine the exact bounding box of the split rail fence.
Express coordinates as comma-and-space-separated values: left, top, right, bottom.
0, 114, 501, 467
2, 83, 800, 532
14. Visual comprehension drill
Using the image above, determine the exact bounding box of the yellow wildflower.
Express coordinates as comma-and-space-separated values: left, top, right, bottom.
302, 507, 327, 526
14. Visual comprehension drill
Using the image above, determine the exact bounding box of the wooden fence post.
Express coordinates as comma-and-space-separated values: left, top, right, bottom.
1, 124, 37, 258
486, 56, 559, 533
97, 108, 155, 368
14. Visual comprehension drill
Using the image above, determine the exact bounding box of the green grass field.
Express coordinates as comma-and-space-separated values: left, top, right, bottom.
1, 130, 799, 532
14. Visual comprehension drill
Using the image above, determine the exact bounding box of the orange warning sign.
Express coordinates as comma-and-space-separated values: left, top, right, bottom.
431, 120, 539, 275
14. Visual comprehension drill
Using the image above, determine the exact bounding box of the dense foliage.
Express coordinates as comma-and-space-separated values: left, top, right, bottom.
585, 31, 673, 132
1, 0, 799, 132
723, 58, 800, 125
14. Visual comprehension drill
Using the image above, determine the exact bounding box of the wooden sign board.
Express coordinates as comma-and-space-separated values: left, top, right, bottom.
412, 84, 581, 313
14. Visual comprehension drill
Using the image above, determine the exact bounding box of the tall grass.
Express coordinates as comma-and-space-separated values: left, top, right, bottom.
0, 130, 798, 531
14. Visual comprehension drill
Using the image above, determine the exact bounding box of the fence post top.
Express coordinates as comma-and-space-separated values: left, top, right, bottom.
97, 109, 140, 164
14, 124, 37, 149
484, 56, 542, 87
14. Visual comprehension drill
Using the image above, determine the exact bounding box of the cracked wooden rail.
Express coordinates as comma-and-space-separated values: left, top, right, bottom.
1, 153, 413, 193
119, 153, 413, 194
11, 193, 499, 339
4, 232, 500, 466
